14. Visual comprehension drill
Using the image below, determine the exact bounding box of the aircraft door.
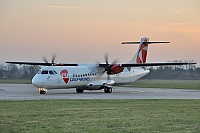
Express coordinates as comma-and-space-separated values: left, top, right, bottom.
47, 70, 60, 85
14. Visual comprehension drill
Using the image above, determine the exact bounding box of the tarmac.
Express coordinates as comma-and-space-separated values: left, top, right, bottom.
0, 84, 199, 100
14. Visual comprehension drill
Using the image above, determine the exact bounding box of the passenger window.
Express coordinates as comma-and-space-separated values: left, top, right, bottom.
49, 70, 54, 75
41, 70, 48, 74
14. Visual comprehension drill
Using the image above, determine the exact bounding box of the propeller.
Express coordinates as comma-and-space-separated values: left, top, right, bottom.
98, 54, 118, 80
104, 54, 118, 74
43, 54, 56, 66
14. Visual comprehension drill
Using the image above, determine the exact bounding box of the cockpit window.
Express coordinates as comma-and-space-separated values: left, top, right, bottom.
39, 70, 58, 75
53, 70, 58, 74
41, 70, 48, 74
49, 70, 54, 75
37, 70, 41, 74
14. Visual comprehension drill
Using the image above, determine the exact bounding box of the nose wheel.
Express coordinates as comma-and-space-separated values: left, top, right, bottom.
39, 88, 46, 94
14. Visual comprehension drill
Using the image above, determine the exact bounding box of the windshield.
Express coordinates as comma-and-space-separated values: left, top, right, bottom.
38, 70, 58, 75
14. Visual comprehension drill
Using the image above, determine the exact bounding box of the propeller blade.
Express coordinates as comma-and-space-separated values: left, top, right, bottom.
107, 74, 110, 80
43, 57, 49, 63
52, 54, 56, 65
112, 59, 118, 65
105, 53, 109, 65
98, 53, 119, 75
97, 70, 105, 78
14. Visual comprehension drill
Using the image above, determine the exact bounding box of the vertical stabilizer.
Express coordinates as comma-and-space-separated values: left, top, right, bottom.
122, 37, 170, 64
129, 37, 149, 63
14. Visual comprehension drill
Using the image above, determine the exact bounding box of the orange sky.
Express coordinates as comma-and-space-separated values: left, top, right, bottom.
0, 0, 200, 66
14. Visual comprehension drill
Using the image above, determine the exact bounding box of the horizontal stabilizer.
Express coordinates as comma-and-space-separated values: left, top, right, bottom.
122, 42, 170, 44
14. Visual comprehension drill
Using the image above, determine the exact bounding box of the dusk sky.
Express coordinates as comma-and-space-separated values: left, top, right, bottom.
0, 0, 200, 66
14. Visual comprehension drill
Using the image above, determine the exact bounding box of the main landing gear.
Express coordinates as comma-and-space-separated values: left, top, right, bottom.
104, 86, 113, 93
39, 88, 46, 94
76, 89, 84, 93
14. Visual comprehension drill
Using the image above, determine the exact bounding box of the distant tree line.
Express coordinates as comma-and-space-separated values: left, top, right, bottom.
0, 64, 40, 79
142, 66, 200, 80
0, 60, 199, 80
143, 60, 200, 80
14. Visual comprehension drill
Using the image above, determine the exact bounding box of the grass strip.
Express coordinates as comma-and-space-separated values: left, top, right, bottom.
0, 100, 199, 133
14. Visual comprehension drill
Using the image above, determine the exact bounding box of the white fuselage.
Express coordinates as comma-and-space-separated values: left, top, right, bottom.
6, 37, 193, 94
32, 64, 149, 90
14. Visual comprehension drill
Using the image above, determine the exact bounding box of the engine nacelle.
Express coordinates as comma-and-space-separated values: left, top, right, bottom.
107, 64, 124, 74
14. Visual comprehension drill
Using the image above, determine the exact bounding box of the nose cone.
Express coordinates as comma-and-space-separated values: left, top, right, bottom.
32, 75, 44, 87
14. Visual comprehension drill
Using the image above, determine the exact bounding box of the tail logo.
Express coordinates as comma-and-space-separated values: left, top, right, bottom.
137, 40, 148, 63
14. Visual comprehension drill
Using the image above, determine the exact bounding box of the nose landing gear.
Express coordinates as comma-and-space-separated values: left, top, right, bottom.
38, 88, 46, 94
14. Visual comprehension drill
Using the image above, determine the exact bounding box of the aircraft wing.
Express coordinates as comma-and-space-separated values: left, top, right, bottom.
6, 61, 78, 66
7, 61, 196, 67
121, 62, 196, 67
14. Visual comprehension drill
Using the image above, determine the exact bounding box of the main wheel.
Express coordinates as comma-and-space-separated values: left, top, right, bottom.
76, 89, 84, 93
104, 87, 112, 93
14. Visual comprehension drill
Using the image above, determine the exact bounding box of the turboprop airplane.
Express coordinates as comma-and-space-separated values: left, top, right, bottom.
6, 37, 196, 94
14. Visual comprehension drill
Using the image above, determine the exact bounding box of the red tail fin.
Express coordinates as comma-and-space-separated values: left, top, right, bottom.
136, 39, 148, 63
122, 37, 170, 64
